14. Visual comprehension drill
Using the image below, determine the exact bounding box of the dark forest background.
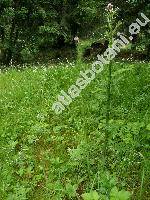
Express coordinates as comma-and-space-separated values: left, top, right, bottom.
0, 0, 150, 66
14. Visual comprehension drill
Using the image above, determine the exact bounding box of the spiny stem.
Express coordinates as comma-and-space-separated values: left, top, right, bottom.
104, 61, 112, 167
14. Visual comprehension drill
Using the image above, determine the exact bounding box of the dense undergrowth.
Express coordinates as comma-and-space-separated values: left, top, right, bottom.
0, 61, 150, 199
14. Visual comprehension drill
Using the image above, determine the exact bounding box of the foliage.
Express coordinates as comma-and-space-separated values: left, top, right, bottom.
82, 187, 131, 200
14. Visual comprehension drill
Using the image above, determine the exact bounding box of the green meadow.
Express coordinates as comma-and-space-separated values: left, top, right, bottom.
0, 61, 150, 199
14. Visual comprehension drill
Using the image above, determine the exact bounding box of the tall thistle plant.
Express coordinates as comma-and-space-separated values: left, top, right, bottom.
104, 3, 121, 164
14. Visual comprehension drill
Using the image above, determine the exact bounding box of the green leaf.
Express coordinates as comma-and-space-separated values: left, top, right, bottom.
146, 124, 150, 130
110, 187, 131, 200
65, 183, 77, 198
82, 191, 100, 200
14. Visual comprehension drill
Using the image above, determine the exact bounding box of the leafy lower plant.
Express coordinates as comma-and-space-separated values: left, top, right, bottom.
82, 187, 131, 200
110, 187, 131, 200
82, 190, 100, 200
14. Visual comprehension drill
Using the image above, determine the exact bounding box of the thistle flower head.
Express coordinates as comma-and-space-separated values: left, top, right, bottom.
106, 3, 113, 12
74, 36, 79, 43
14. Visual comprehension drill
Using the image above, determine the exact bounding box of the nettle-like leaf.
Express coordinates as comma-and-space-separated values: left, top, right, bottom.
146, 124, 150, 131
110, 187, 131, 200
65, 182, 77, 198
82, 191, 100, 200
